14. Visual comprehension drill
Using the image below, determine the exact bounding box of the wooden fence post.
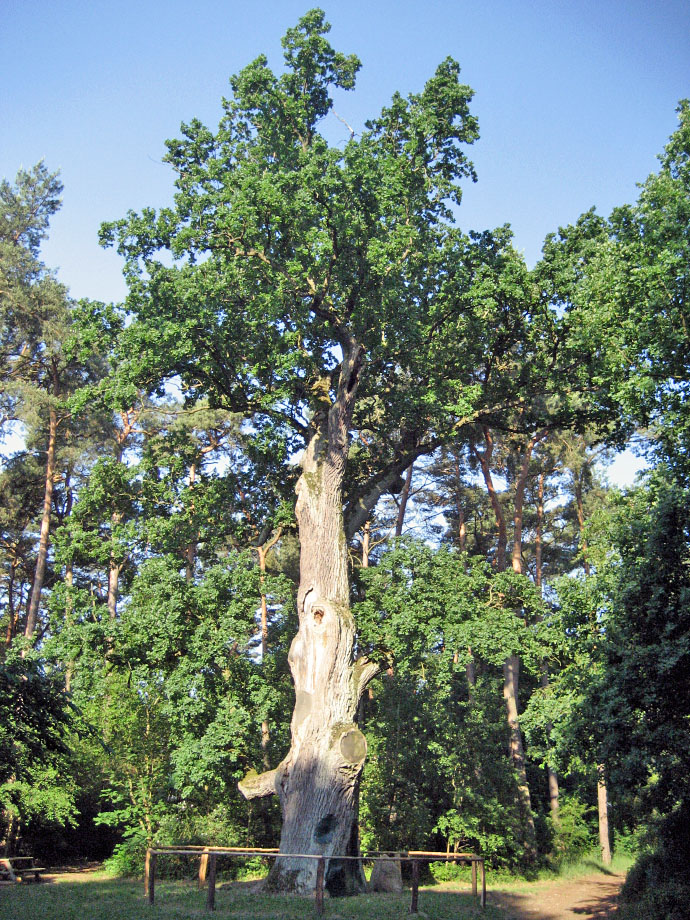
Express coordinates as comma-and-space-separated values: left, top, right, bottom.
315, 856, 325, 917
481, 858, 486, 908
146, 851, 156, 905
206, 854, 217, 911
199, 848, 209, 889
410, 858, 419, 914
472, 857, 477, 897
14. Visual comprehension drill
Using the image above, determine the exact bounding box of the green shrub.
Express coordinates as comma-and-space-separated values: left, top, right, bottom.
103, 833, 146, 877
429, 860, 469, 882
549, 796, 596, 865
618, 804, 690, 920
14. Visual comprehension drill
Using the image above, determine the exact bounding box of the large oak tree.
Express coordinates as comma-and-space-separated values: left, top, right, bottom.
102, 10, 587, 892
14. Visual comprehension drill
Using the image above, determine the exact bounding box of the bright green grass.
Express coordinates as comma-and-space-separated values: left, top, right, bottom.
457, 850, 631, 891
0, 873, 501, 920
425, 849, 631, 888
548, 851, 633, 879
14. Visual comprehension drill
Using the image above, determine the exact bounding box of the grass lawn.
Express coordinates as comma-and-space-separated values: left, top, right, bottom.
0, 871, 499, 920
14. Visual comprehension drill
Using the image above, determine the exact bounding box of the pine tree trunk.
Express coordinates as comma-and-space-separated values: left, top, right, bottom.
260, 568, 271, 761
540, 664, 561, 825
394, 463, 414, 537
475, 428, 537, 860
575, 476, 592, 577
472, 429, 507, 570
107, 515, 122, 622
535, 472, 560, 826
256, 530, 282, 766
360, 520, 370, 568
597, 763, 612, 865
239, 343, 378, 895
24, 403, 58, 642
5, 560, 19, 648
458, 508, 467, 553
502, 655, 537, 860
452, 450, 467, 553
64, 562, 74, 692
185, 462, 198, 582
511, 429, 547, 575
573, 462, 611, 859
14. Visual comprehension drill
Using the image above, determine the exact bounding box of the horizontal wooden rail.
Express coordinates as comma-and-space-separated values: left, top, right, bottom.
144, 846, 486, 913
408, 850, 481, 859
151, 843, 279, 855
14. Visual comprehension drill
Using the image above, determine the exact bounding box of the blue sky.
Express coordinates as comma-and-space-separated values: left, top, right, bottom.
3, 0, 688, 306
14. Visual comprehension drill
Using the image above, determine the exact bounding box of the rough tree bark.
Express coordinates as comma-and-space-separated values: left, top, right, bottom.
506, 429, 547, 860
4, 557, 20, 648
239, 340, 378, 895
511, 430, 548, 575
474, 426, 539, 861
107, 515, 123, 622
535, 472, 560, 826
597, 763, 612, 865
572, 462, 612, 865
24, 390, 59, 644
472, 428, 507, 571
256, 527, 282, 762
394, 463, 414, 537
185, 461, 198, 583
360, 520, 370, 569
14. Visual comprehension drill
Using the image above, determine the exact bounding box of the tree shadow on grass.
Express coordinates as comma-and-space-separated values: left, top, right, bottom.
0, 874, 621, 920
570, 886, 622, 917
489, 875, 623, 920
486, 889, 563, 920
579, 860, 617, 876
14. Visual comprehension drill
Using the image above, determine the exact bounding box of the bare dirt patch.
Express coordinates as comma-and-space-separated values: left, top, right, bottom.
37, 864, 106, 884
489, 872, 625, 920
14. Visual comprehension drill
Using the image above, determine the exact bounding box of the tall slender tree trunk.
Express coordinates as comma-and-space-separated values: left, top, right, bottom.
573, 466, 612, 864
501, 656, 536, 858
541, 663, 561, 826
535, 473, 543, 592
106, 499, 123, 647
239, 343, 378, 895
64, 562, 74, 692
24, 402, 58, 643
574, 475, 591, 579
4, 559, 19, 649
256, 529, 282, 764
472, 428, 506, 570
508, 430, 547, 860
452, 450, 467, 553
465, 648, 476, 697
107, 512, 123, 622
475, 427, 539, 861
458, 508, 467, 553
535, 472, 560, 826
185, 462, 198, 582
511, 429, 547, 576
597, 763, 612, 865
360, 520, 370, 568
394, 463, 414, 537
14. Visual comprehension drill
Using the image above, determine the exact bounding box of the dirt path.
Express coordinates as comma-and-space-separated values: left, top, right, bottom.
489, 872, 625, 920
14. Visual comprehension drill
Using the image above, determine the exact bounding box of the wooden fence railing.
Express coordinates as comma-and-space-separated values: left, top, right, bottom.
143, 846, 486, 913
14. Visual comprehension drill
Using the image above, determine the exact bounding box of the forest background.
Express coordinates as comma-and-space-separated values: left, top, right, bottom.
2, 4, 690, 919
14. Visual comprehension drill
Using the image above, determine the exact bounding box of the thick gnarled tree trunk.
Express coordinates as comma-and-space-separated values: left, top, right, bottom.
239, 342, 378, 894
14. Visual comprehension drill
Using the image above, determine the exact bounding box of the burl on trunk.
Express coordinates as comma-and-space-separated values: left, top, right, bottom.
239, 343, 378, 895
